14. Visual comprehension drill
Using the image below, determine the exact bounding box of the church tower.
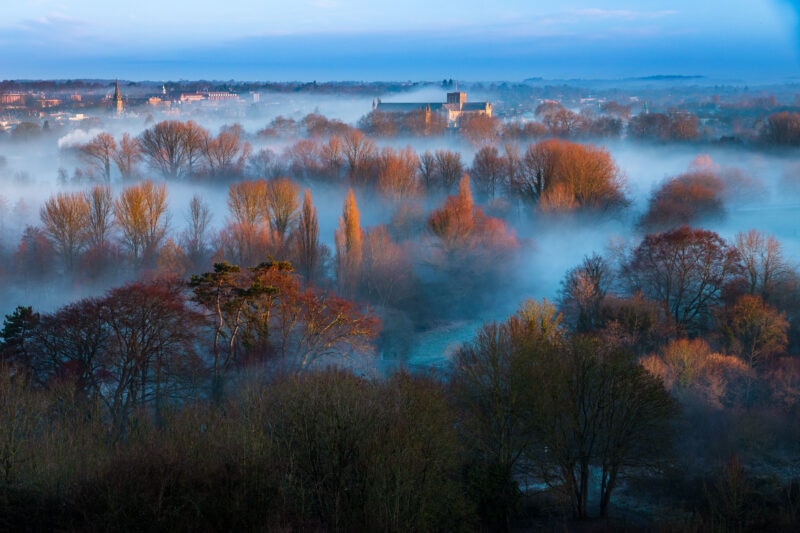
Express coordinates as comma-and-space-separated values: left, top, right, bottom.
114, 80, 124, 114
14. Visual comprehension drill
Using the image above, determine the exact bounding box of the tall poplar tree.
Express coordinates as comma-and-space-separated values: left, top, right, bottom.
334, 188, 363, 298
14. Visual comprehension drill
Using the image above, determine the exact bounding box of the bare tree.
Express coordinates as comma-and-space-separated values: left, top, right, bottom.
639, 171, 725, 231
272, 279, 380, 370
623, 226, 743, 334
180, 194, 213, 268
227, 179, 269, 227
284, 139, 322, 181
86, 184, 114, 250
182, 120, 209, 179
39, 191, 90, 271
377, 146, 420, 201
265, 177, 300, 242
470, 145, 505, 200
203, 127, 250, 178
668, 111, 699, 140
542, 107, 584, 137
99, 279, 202, 433
79, 132, 117, 183
418, 150, 436, 192
538, 335, 676, 518
342, 129, 377, 186
114, 180, 169, 265
761, 111, 800, 145
140, 120, 186, 179
221, 180, 275, 266
459, 113, 501, 146
112, 133, 142, 181
335, 189, 363, 298
559, 253, 613, 333
433, 149, 464, 192
246, 147, 282, 179
293, 189, 321, 283
450, 299, 565, 527
735, 229, 796, 302
718, 294, 789, 368
139, 120, 206, 180
321, 135, 345, 180
514, 140, 559, 206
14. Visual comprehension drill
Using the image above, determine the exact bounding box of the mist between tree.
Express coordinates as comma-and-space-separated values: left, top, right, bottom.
3, 79, 800, 526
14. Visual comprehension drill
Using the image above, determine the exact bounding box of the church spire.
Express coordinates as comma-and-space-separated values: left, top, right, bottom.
114, 79, 124, 114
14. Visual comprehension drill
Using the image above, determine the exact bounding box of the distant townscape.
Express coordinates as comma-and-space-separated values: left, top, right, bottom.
4, 77, 800, 146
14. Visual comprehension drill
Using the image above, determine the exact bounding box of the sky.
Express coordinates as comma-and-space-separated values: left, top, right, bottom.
1, 1, 799, 82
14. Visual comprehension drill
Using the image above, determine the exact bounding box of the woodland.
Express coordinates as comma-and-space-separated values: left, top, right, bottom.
2, 80, 800, 529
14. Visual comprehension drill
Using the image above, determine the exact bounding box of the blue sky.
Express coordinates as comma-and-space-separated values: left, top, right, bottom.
1, 1, 798, 81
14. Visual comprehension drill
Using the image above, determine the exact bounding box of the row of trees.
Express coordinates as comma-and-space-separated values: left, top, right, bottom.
561, 226, 798, 351
1, 262, 379, 432
470, 139, 628, 210
34, 181, 167, 274
70, 121, 251, 183
55, 109, 800, 198
64, 114, 631, 204
274, 135, 629, 212
23, 177, 318, 281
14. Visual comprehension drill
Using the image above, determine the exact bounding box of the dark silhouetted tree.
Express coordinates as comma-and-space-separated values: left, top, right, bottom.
470, 145, 505, 200
291, 189, 324, 283
761, 111, 800, 146
112, 133, 142, 181
342, 130, 377, 186
450, 299, 564, 528
139, 120, 188, 179
622, 226, 743, 335
79, 132, 116, 183
559, 253, 613, 333
180, 194, 213, 269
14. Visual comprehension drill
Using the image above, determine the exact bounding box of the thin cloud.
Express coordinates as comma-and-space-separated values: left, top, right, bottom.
17, 12, 90, 32
570, 9, 678, 20
480, 8, 680, 39
5, 12, 97, 46
309, 0, 337, 8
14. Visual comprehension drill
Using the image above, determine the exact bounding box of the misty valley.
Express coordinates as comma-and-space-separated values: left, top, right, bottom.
2, 78, 800, 529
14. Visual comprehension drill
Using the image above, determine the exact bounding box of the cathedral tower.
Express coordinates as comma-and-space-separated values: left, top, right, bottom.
114, 80, 124, 114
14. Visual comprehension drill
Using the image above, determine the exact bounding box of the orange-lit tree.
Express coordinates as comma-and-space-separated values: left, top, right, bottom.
334, 189, 363, 299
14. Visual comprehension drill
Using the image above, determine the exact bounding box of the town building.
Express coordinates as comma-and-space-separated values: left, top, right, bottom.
373, 91, 492, 126
206, 92, 238, 102
0, 93, 26, 106
180, 93, 206, 103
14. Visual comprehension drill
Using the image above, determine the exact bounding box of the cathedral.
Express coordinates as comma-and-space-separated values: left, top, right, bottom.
373, 91, 491, 127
